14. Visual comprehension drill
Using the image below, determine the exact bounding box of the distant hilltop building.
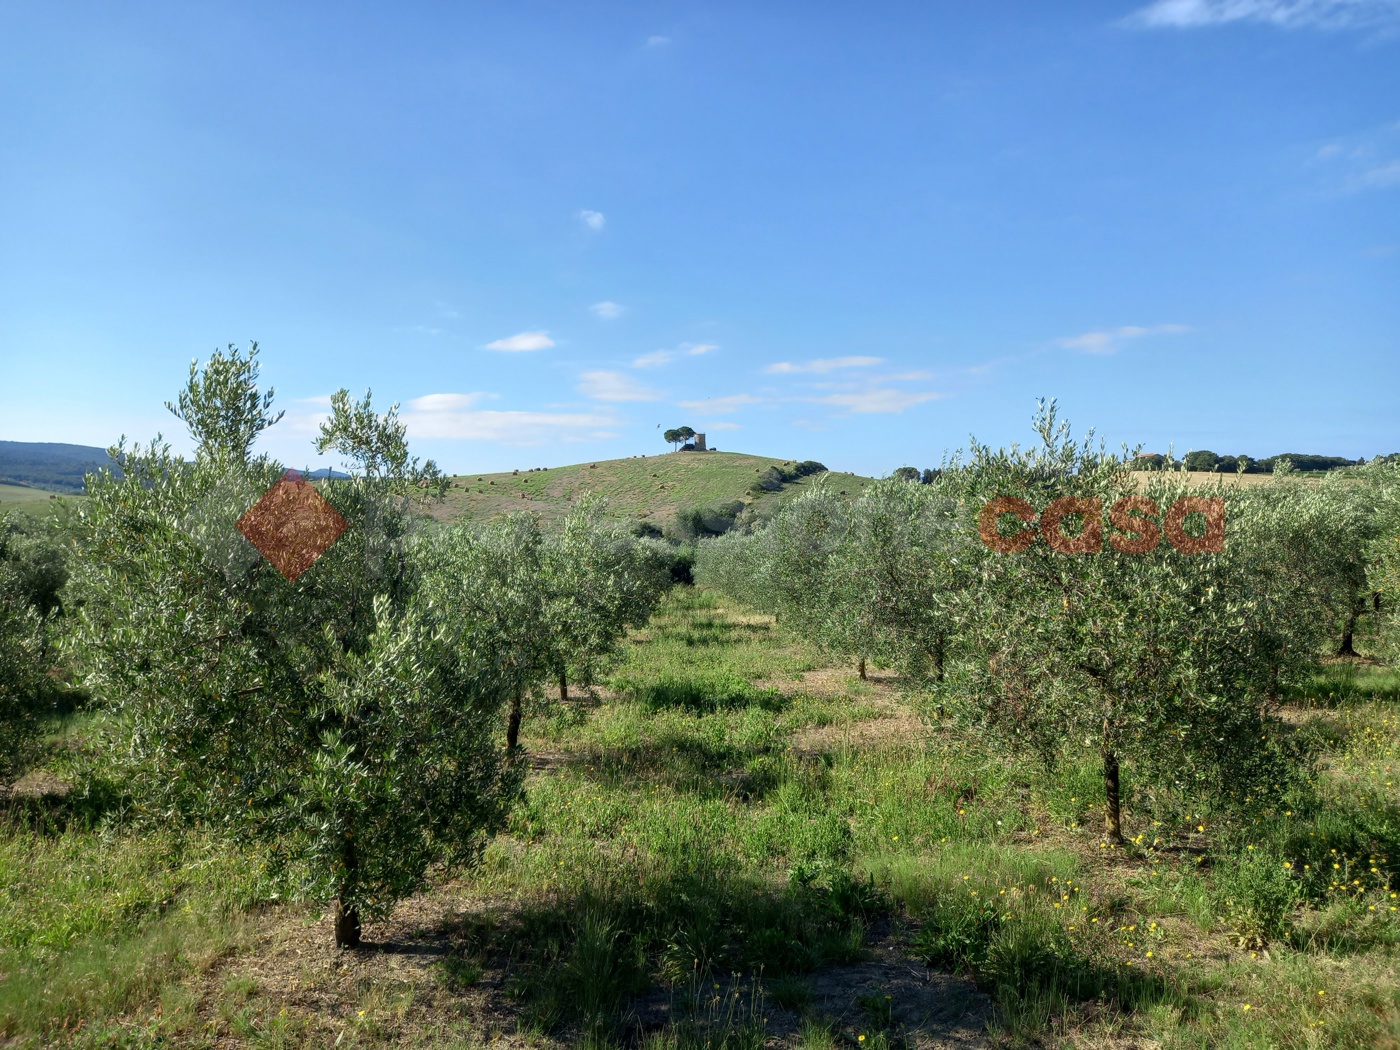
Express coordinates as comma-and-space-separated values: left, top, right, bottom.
680, 433, 707, 452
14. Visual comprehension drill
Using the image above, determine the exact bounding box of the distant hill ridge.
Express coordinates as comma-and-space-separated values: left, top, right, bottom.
0, 441, 355, 493
0, 441, 118, 492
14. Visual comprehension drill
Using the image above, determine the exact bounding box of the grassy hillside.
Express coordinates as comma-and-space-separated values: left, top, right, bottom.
435, 451, 873, 527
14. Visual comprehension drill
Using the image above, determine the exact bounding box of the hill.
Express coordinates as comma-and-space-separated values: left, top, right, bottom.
0, 441, 118, 493
435, 451, 873, 528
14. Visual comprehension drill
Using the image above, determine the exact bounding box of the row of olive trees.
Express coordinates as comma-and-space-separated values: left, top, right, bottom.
418, 495, 670, 748
696, 401, 1400, 843
56, 346, 670, 948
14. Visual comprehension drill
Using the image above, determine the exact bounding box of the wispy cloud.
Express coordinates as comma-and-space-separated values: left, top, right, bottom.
578, 370, 661, 402
433, 300, 461, 320
698, 421, 742, 431
1312, 121, 1400, 192
579, 209, 606, 232
632, 343, 718, 368
1125, 0, 1400, 29
1359, 160, 1400, 188
403, 397, 619, 445
589, 301, 625, 320
646, 34, 672, 46
677, 393, 761, 414
815, 390, 941, 414
765, 356, 883, 375
1054, 324, 1191, 354
483, 330, 555, 352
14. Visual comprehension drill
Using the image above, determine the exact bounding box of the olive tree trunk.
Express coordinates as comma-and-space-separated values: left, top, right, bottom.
507, 687, 523, 751
335, 836, 362, 949
558, 668, 568, 704
858, 657, 867, 681
1338, 608, 1360, 657
1102, 748, 1124, 846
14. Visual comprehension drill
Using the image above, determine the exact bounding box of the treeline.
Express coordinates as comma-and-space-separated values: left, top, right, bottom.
898, 452, 1400, 480
0, 348, 673, 948
1135, 450, 1394, 473
698, 402, 1400, 844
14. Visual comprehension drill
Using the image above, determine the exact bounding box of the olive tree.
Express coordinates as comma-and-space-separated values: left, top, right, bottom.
830, 476, 975, 687
543, 498, 670, 703
1363, 460, 1400, 660
0, 521, 45, 791
950, 403, 1315, 843
416, 513, 553, 750
68, 346, 519, 948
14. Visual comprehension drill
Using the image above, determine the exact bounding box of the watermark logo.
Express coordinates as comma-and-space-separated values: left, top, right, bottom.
978, 496, 1223, 555
237, 469, 348, 580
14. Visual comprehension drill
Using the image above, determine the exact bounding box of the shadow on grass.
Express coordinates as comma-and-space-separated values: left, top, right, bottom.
1291, 661, 1400, 708
559, 733, 787, 801
466, 856, 879, 1046
2, 772, 131, 837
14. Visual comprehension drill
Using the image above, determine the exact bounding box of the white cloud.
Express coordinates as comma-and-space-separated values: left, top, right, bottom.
815, 390, 941, 414
1125, 0, 1400, 29
407, 392, 496, 412
579, 209, 606, 231
403, 403, 620, 445
434, 300, 461, 320
698, 421, 742, 431
589, 300, 625, 320
764, 356, 884, 374
483, 330, 555, 352
632, 343, 719, 368
1054, 324, 1191, 354
646, 34, 672, 46
676, 393, 760, 414
578, 370, 661, 402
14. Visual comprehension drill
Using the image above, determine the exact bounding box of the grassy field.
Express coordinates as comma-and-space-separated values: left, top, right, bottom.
434, 452, 873, 528
0, 482, 66, 510
1131, 471, 1345, 489
3, 590, 1399, 1048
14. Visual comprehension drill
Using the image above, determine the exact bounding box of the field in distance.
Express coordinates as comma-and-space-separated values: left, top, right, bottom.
0, 482, 67, 511
436, 451, 873, 526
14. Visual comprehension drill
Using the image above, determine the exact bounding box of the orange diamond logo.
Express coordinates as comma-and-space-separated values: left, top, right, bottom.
237, 470, 348, 581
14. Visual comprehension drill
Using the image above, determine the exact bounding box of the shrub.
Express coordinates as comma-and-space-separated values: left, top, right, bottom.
1212, 848, 1301, 948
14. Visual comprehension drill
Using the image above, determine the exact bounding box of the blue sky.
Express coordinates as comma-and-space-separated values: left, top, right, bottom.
1, 1, 1396, 477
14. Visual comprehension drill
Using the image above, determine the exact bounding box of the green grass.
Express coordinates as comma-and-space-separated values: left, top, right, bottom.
433, 451, 873, 528
0, 482, 67, 511
3, 592, 1399, 1047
